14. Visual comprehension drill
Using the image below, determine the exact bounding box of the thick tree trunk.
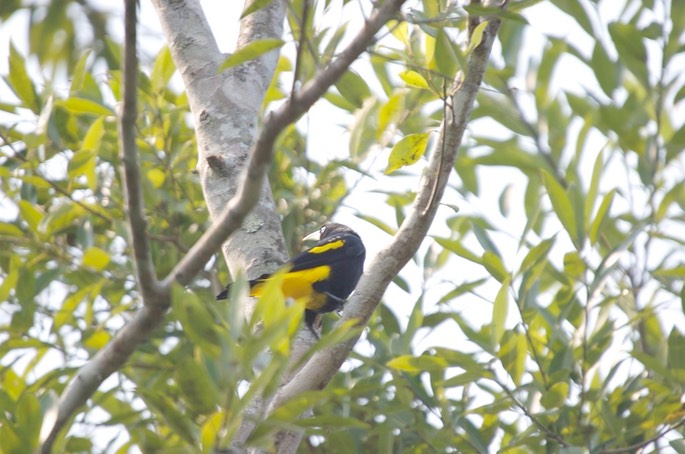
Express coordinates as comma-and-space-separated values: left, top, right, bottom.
152, 0, 289, 283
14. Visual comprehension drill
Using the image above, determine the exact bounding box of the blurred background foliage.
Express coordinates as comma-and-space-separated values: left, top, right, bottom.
1, 0, 685, 452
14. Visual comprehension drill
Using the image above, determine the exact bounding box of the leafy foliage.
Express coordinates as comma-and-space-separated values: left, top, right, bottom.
1, 0, 685, 452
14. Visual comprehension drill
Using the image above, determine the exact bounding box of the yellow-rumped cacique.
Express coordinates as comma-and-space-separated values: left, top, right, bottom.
217, 223, 366, 333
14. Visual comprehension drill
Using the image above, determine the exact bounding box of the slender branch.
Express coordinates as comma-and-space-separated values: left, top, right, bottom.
491, 374, 569, 447
40, 2, 160, 450
39, 305, 168, 453
118, 0, 162, 303
268, 1, 505, 451
290, 0, 311, 97
598, 419, 685, 454
0, 131, 112, 224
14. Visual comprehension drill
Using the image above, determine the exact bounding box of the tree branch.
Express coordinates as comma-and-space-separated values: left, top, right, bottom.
40, 2, 162, 451
41, 0, 409, 450
267, 2, 506, 450
118, 0, 162, 304
39, 305, 168, 453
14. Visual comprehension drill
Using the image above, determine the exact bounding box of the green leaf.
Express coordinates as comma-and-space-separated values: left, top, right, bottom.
65, 437, 93, 452
434, 29, 459, 79
563, 251, 585, 281
608, 22, 649, 86
0, 222, 23, 237
498, 330, 526, 385
18, 200, 44, 234
402, 297, 425, 354
70, 49, 92, 95
82, 115, 105, 151
631, 351, 673, 381
241, 0, 274, 19
465, 21, 489, 55
385, 133, 430, 174
492, 277, 511, 347
175, 356, 221, 414
399, 70, 430, 90
68, 150, 97, 190
541, 171, 580, 248
520, 237, 555, 272
171, 283, 224, 358
335, 70, 372, 109
348, 98, 379, 159
472, 95, 531, 136
670, 440, 685, 454
434, 237, 483, 265
377, 92, 404, 140
219, 38, 284, 71
551, 0, 594, 36
139, 389, 198, 445
668, 329, 685, 371
591, 42, 619, 96
387, 354, 448, 375
16, 392, 41, 448
8, 43, 38, 112
151, 46, 175, 89
40, 203, 85, 235
589, 189, 616, 245
482, 251, 509, 283
540, 382, 568, 408
0, 261, 19, 302
54, 285, 92, 330
57, 98, 113, 116
584, 149, 604, 232
386, 20, 409, 45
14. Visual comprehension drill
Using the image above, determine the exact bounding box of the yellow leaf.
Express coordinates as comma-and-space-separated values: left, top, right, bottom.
83, 329, 111, 350
147, 168, 166, 189
385, 133, 430, 174
399, 71, 430, 90
82, 247, 110, 271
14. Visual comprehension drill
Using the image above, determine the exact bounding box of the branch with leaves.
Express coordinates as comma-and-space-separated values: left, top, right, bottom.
265, 1, 507, 450
40, 0, 409, 451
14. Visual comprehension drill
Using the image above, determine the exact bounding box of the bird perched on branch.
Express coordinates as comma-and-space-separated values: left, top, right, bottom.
217, 223, 366, 335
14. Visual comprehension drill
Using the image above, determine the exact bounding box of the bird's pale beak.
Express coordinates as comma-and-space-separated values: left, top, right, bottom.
303, 230, 321, 242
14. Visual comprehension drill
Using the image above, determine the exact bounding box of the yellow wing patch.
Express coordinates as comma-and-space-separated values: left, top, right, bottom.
308, 239, 345, 254
250, 264, 331, 308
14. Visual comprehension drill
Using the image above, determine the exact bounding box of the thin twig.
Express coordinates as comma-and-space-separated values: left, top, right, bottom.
118, 0, 162, 303
268, 1, 506, 450
290, 0, 311, 98
491, 373, 569, 447
598, 419, 685, 454
0, 131, 112, 224
39, 2, 163, 451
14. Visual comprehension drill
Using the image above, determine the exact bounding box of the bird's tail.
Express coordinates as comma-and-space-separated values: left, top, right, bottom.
216, 273, 271, 300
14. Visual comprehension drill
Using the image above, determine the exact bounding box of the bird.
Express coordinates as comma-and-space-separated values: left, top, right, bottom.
217, 223, 366, 335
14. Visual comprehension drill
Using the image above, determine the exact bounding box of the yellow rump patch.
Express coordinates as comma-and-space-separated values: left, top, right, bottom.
308, 239, 345, 254
250, 265, 331, 309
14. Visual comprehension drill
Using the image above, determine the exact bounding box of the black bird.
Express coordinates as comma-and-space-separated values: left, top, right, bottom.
217, 223, 366, 334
